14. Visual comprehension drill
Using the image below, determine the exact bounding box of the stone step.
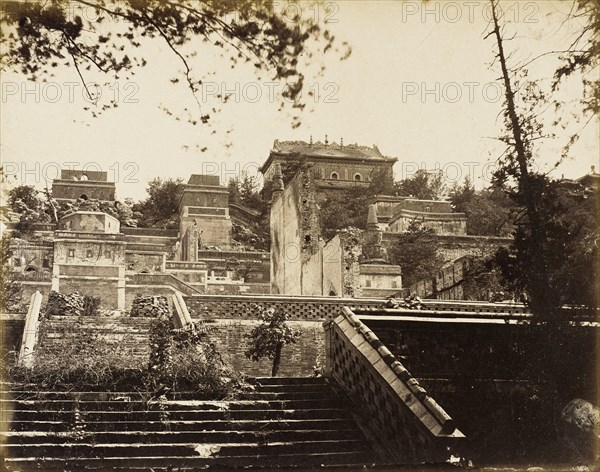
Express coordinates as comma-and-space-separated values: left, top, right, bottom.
252, 383, 330, 393
2, 397, 343, 412
4, 439, 369, 458
2, 390, 229, 401
250, 377, 326, 386
4, 450, 376, 469
2, 428, 363, 444
8, 418, 358, 433
8, 408, 353, 422
237, 391, 334, 401
1, 377, 379, 469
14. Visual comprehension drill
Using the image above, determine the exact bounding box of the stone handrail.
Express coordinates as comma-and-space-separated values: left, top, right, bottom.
18, 291, 43, 368
171, 293, 193, 329
129, 273, 203, 296
324, 306, 464, 465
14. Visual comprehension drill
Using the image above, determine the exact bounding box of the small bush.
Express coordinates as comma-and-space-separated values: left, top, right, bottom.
245, 308, 300, 377
148, 315, 237, 398
130, 295, 170, 317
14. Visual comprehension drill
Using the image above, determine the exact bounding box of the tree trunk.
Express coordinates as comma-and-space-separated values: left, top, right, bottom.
271, 342, 283, 377
489, 0, 548, 315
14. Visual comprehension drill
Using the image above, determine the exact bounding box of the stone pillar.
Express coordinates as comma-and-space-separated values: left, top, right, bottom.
367, 204, 379, 230
271, 163, 284, 202
184, 220, 200, 262
51, 262, 60, 291
117, 266, 126, 310
363, 204, 387, 263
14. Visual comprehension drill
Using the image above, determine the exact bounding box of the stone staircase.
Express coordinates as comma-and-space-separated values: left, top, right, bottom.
1, 377, 379, 470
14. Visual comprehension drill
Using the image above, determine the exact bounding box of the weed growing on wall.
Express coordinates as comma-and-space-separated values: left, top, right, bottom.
9, 325, 144, 390
148, 313, 239, 398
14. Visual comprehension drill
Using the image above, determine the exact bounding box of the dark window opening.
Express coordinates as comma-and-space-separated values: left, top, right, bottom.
354, 173, 362, 181
13, 257, 21, 267
25, 266, 36, 272
42, 258, 50, 268
330, 172, 339, 180
80, 194, 88, 200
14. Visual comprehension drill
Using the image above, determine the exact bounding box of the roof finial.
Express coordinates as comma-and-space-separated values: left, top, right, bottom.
325, 134, 329, 145
340, 137, 343, 147
309, 135, 313, 145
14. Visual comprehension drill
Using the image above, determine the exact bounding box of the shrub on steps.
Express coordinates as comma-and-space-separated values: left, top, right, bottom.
130, 295, 170, 317
148, 314, 239, 398
44, 291, 102, 317
8, 328, 144, 390
45, 291, 85, 317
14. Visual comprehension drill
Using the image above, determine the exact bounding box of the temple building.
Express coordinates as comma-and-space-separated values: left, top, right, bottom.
6, 171, 270, 310
51, 169, 116, 202
178, 174, 232, 259
370, 195, 467, 236
260, 137, 397, 189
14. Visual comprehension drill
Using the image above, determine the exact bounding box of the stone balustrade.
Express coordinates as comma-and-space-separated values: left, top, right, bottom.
324, 306, 464, 465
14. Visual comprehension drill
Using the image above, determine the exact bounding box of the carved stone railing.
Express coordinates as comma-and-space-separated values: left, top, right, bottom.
324, 306, 464, 465
128, 273, 203, 296
18, 291, 43, 368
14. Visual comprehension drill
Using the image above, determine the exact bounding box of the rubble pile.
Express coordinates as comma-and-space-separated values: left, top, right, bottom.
45, 291, 85, 317
130, 295, 170, 318
58, 198, 138, 227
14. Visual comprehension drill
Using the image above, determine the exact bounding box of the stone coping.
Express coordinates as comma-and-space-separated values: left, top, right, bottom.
329, 306, 463, 438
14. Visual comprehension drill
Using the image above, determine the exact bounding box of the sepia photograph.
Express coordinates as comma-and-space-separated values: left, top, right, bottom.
0, 0, 598, 470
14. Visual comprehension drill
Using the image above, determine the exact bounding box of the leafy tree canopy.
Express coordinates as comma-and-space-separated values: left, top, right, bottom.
395, 169, 446, 201
245, 308, 300, 377
553, 0, 600, 116
0, 0, 350, 126
449, 177, 516, 237
388, 220, 443, 287
133, 177, 183, 229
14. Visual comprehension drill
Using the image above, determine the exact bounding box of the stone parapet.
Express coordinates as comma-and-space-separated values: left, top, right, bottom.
324, 306, 464, 464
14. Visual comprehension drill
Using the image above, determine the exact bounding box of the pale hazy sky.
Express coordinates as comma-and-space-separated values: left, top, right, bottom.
1, 0, 598, 200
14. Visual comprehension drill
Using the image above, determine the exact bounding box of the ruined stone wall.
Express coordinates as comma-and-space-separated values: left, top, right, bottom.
302, 242, 325, 295
338, 230, 363, 298
270, 173, 301, 294
434, 234, 511, 265
383, 233, 511, 268
322, 235, 343, 296
270, 171, 321, 295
